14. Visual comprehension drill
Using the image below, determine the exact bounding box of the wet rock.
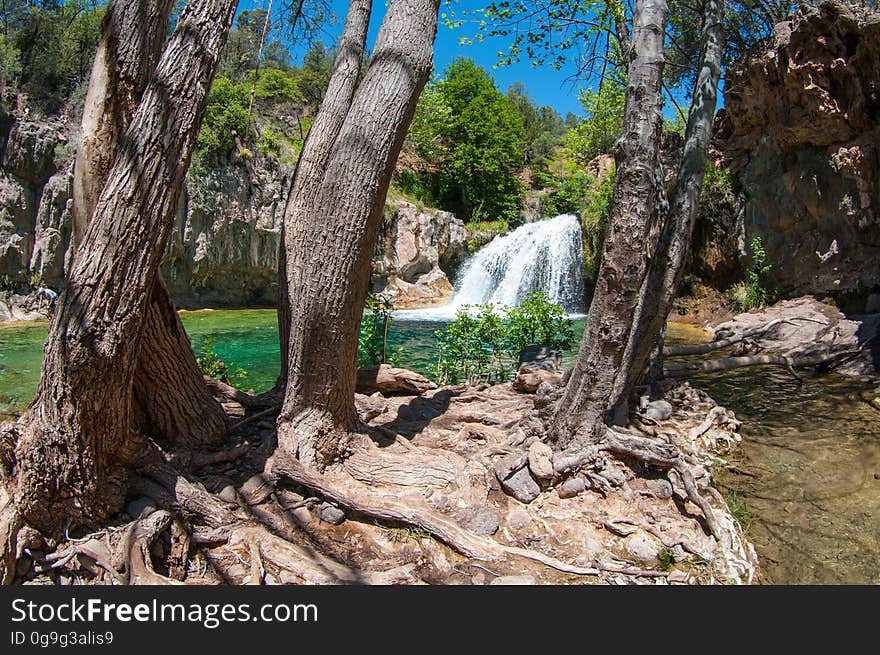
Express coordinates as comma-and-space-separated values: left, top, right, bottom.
500, 466, 541, 504
356, 364, 437, 396
489, 575, 536, 585
527, 440, 554, 480
557, 477, 586, 499
454, 505, 501, 536
646, 478, 674, 500
625, 534, 661, 564
645, 400, 673, 421
318, 503, 345, 525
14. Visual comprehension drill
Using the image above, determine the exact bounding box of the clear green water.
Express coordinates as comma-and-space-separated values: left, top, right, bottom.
1, 309, 878, 583
0, 310, 590, 417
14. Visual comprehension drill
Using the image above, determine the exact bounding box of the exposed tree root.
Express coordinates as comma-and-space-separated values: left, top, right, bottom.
663, 349, 861, 378
269, 450, 669, 579
662, 318, 799, 356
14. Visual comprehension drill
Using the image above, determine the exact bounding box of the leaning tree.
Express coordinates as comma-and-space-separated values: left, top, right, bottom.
72, 0, 228, 451
275, 0, 440, 470
0, 0, 239, 583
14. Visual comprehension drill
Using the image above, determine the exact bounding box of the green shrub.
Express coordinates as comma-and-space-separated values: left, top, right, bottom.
253, 68, 302, 105
196, 77, 252, 158
257, 128, 281, 155
358, 293, 399, 367
432, 292, 574, 385
505, 291, 575, 354
195, 337, 246, 386
731, 236, 777, 312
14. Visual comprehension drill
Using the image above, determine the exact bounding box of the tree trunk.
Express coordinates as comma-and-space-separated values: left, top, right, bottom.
13, 0, 237, 537
609, 0, 725, 418
72, 0, 227, 450
276, 0, 439, 469
550, 0, 668, 451
278, 0, 373, 386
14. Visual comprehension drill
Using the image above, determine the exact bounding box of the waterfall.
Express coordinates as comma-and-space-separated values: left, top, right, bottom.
397, 213, 585, 320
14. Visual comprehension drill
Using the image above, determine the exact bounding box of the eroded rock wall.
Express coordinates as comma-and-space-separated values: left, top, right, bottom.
715, 0, 880, 301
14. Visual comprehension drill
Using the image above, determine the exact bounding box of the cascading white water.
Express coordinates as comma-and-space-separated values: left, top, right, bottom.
397, 213, 585, 320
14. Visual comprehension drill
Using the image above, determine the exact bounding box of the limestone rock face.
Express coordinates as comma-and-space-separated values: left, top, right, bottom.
715, 0, 880, 300
372, 200, 467, 308
162, 154, 290, 308
0, 114, 69, 291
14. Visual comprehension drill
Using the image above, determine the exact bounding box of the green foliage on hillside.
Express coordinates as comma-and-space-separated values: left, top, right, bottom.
565, 81, 626, 163
406, 58, 526, 226
0, 2, 104, 113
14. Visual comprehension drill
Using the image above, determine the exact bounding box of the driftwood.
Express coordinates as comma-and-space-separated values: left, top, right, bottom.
662, 318, 797, 356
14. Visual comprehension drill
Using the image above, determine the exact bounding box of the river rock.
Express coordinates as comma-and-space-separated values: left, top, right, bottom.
646, 478, 674, 500
318, 503, 345, 525
500, 466, 541, 504
489, 575, 536, 585
625, 534, 661, 564
645, 400, 673, 421
527, 440, 554, 480
356, 364, 437, 396
454, 505, 501, 536
557, 477, 586, 499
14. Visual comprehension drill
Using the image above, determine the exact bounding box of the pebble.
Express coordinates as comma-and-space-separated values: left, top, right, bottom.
489, 575, 536, 585
318, 503, 346, 525
625, 534, 661, 563
500, 466, 541, 504
454, 505, 501, 536
557, 477, 586, 499
645, 400, 674, 421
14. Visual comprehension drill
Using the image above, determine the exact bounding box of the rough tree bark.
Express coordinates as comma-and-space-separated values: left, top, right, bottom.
610, 0, 726, 418
276, 0, 439, 469
550, 0, 669, 450
73, 0, 227, 450
10, 0, 237, 538
277, 0, 373, 386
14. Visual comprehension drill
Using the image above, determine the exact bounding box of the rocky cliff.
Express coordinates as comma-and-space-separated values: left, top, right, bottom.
372, 199, 468, 308
715, 0, 880, 303
0, 111, 468, 317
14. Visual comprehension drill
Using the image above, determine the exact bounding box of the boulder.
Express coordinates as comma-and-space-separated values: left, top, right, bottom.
499, 466, 541, 504
356, 364, 437, 396
453, 505, 501, 536
527, 440, 554, 480
557, 477, 586, 499
513, 345, 564, 393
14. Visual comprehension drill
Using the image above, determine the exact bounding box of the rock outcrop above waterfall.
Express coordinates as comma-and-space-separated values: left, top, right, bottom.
372, 200, 468, 308
714, 0, 880, 303
0, 107, 469, 314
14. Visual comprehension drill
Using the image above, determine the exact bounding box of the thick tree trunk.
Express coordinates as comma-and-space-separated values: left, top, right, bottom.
609, 0, 725, 418
278, 0, 373, 386
277, 0, 439, 469
550, 0, 668, 451
13, 0, 237, 537
73, 0, 227, 450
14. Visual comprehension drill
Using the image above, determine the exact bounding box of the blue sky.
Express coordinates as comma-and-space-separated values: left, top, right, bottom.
236, 0, 596, 117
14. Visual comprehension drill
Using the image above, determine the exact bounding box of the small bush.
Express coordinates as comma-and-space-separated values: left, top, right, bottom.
432, 292, 574, 385
196, 337, 246, 386
731, 236, 777, 312
358, 293, 399, 367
